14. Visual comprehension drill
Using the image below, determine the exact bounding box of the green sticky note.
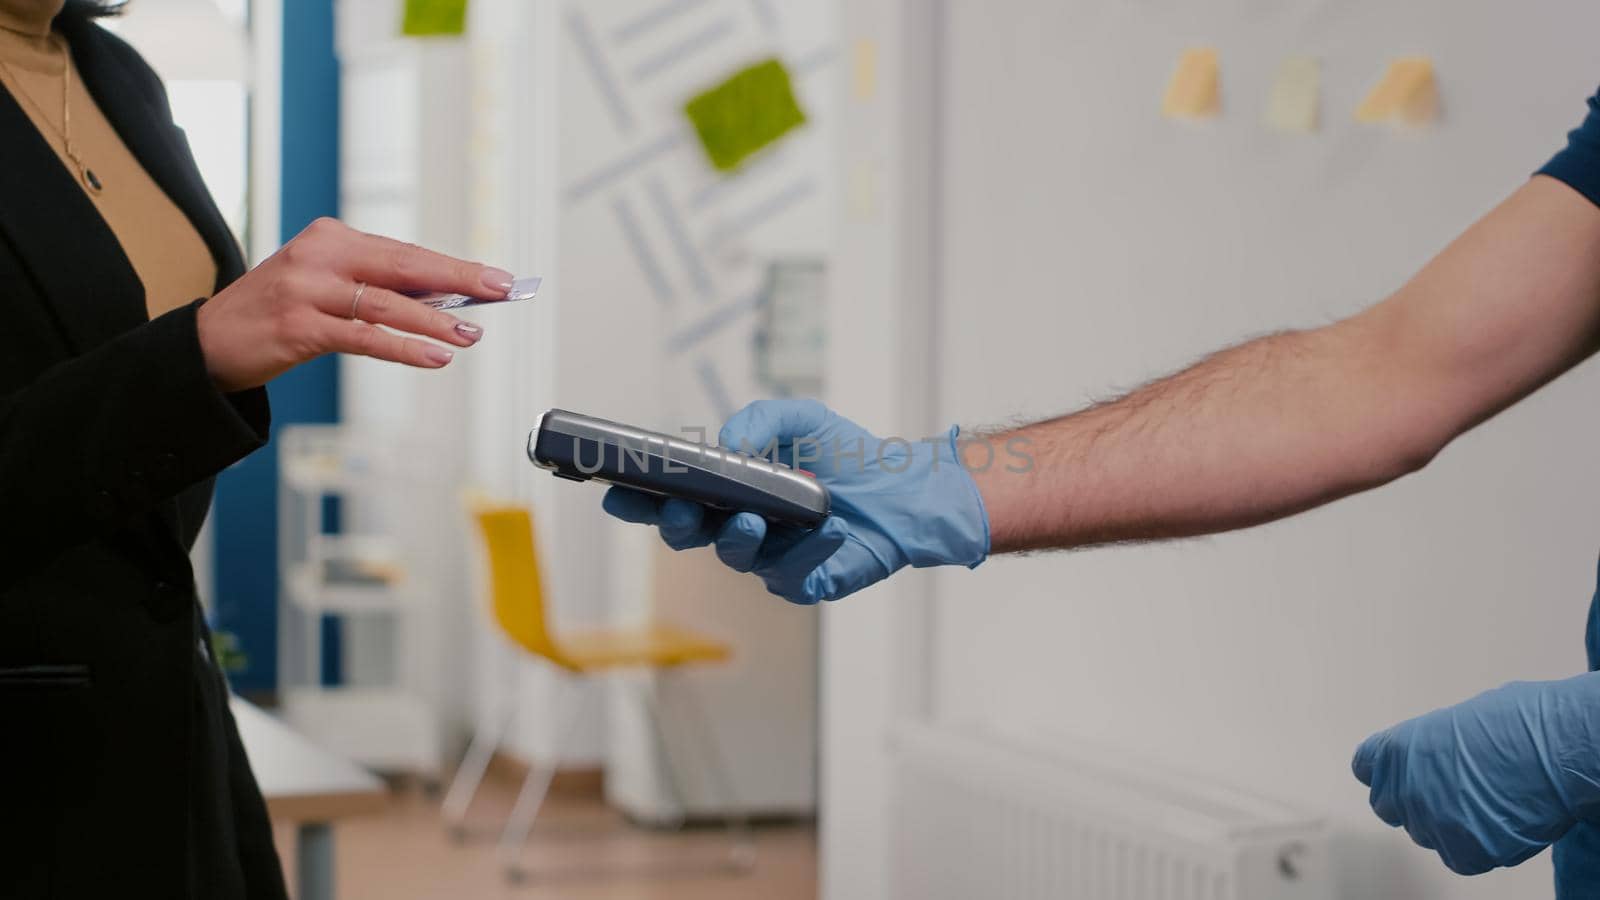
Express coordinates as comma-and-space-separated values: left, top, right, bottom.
685, 58, 807, 173
402, 0, 468, 36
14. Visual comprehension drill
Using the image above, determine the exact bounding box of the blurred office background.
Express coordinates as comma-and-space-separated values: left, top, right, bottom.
116, 0, 1600, 898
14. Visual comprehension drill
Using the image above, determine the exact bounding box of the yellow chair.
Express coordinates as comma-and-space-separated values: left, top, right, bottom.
441, 498, 752, 881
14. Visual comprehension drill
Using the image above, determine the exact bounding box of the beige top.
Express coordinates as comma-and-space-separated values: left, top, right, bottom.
0, 0, 217, 319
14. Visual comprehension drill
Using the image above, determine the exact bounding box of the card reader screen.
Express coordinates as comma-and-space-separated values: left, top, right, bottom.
528, 409, 830, 528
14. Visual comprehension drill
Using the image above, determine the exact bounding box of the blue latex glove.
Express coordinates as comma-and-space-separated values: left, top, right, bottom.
602, 399, 990, 604
1552, 560, 1600, 896
1352, 673, 1600, 876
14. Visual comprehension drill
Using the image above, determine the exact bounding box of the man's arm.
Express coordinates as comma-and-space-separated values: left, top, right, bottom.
598, 94, 1600, 880
602, 176, 1600, 605
973, 176, 1600, 552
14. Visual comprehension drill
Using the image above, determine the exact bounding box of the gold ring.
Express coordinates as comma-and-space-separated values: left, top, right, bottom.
350, 282, 367, 320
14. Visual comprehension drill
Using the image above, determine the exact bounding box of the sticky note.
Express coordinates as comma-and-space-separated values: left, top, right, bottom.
402, 0, 468, 36
1355, 57, 1437, 125
1264, 56, 1319, 133
848, 160, 878, 220
685, 58, 808, 173
853, 39, 878, 102
1162, 47, 1220, 119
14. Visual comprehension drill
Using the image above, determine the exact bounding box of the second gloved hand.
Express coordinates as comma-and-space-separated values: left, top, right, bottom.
1352, 672, 1600, 876
602, 399, 991, 604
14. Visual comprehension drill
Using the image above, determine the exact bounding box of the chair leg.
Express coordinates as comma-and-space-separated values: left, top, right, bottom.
499, 676, 585, 883
664, 670, 757, 872
635, 676, 691, 829
441, 692, 517, 841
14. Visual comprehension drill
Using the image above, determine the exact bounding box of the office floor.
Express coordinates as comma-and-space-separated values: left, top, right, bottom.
274, 770, 817, 900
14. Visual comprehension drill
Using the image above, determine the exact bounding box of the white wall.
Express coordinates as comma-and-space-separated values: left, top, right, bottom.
552, 0, 838, 811
332, 0, 484, 764
331, 0, 574, 763
823, 0, 945, 896
920, 2, 1600, 898
332, 0, 843, 779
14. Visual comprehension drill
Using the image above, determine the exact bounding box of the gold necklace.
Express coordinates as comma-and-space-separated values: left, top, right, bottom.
0, 34, 102, 193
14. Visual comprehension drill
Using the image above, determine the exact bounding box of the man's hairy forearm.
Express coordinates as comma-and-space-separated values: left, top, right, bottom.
966, 322, 1430, 552
967, 177, 1600, 554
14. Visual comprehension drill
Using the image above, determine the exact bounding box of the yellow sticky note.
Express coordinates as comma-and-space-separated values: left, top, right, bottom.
1355, 57, 1437, 125
853, 39, 878, 102
402, 0, 468, 36
848, 160, 878, 221
685, 59, 808, 173
1162, 47, 1220, 119
1264, 56, 1319, 133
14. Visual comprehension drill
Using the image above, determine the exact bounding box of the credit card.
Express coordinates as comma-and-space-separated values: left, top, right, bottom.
412, 276, 542, 310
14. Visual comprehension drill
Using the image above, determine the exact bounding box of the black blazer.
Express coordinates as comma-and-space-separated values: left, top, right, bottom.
0, 15, 286, 900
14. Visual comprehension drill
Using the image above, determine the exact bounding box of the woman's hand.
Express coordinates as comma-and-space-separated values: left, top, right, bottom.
196, 217, 515, 392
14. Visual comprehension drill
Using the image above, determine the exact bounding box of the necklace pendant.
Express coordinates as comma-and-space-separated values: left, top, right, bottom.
83, 166, 102, 193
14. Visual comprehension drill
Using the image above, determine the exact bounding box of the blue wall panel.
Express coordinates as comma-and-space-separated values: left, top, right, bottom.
212, 0, 341, 694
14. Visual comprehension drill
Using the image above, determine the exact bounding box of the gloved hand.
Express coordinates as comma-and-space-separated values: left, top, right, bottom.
601, 399, 990, 604
1352, 672, 1600, 875
1552, 562, 1600, 894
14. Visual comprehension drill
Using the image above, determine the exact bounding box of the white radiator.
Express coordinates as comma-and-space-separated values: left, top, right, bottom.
891, 724, 1333, 900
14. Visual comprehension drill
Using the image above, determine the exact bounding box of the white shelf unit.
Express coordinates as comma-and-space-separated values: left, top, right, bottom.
277, 425, 445, 778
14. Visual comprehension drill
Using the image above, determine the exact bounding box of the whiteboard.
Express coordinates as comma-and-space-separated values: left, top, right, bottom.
931, 2, 1600, 897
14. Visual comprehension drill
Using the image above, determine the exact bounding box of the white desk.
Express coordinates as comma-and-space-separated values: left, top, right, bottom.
233, 698, 387, 900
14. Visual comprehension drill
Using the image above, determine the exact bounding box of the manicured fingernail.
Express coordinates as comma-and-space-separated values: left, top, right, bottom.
454, 321, 483, 343
427, 346, 455, 365
481, 267, 515, 295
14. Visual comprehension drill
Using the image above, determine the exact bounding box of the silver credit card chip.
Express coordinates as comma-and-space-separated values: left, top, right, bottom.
415, 276, 542, 310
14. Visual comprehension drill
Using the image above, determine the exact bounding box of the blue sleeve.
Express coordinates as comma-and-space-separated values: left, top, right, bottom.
1538, 88, 1600, 208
